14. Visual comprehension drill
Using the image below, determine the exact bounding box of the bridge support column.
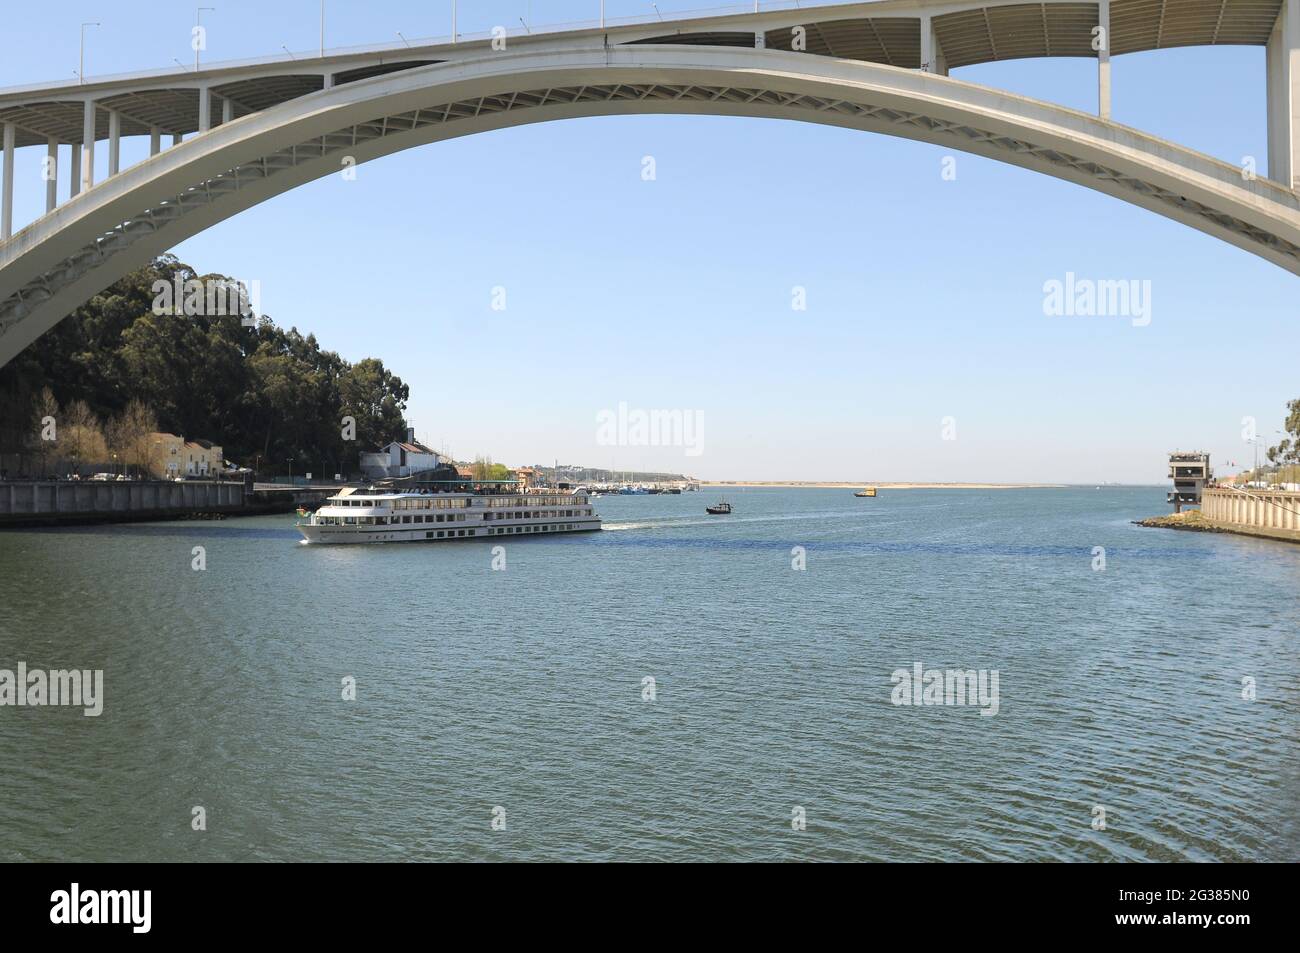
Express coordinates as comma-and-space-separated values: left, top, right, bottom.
150, 126, 161, 156
108, 109, 121, 176
2, 122, 13, 240
198, 87, 211, 133
45, 137, 57, 213
920, 17, 947, 75
222, 97, 234, 124
1267, 0, 1300, 188
171, 133, 183, 148
69, 141, 80, 198
1097, 0, 1111, 119
81, 100, 95, 192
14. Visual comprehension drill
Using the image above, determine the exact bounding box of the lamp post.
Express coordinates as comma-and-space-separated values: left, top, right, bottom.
78, 22, 100, 84
195, 7, 215, 71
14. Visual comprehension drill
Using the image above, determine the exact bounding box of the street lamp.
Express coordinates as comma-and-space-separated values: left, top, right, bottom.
78, 22, 100, 84
195, 7, 215, 71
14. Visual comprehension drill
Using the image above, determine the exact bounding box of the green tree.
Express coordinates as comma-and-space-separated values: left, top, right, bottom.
0, 255, 410, 479
1267, 397, 1299, 483
339, 357, 409, 466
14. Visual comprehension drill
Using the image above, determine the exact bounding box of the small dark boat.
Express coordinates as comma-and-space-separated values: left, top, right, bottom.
706, 501, 732, 515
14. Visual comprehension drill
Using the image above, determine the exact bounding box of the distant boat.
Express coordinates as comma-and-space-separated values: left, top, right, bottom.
706, 501, 732, 515
854, 487, 877, 498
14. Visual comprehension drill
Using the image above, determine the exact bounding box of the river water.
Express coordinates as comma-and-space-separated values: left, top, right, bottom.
1, 486, 1297, 861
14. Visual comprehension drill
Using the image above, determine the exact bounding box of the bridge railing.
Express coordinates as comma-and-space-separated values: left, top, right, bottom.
0, 1, 824, 93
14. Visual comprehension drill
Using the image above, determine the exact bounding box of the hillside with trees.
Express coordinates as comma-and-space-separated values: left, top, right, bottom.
0, 255, 409, 478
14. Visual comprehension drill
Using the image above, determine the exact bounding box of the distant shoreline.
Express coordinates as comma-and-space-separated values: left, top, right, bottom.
700, 481, 1068, 489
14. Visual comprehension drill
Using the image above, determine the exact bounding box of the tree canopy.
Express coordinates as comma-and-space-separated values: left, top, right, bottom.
0, 255, 409, 476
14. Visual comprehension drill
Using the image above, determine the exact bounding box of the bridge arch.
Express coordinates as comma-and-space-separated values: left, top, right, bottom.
2, 44, 1299, 366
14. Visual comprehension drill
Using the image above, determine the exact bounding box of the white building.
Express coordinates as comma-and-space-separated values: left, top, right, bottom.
360, 428, 442, 480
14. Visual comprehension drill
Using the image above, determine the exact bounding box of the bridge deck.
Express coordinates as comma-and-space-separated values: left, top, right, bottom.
0, 1, 1288, 147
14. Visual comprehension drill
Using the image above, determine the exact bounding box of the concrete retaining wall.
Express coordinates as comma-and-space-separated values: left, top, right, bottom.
1201, 487, 1300, 540
0, 479, 246, 526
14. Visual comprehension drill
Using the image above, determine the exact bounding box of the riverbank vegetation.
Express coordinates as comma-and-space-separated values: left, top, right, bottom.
0, 256, 410, 478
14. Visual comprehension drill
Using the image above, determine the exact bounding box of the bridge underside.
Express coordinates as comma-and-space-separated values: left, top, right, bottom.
1, 2, 1300, 365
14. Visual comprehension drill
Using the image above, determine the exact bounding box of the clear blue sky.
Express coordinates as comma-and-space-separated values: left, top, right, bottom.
2, 2, 1295, 482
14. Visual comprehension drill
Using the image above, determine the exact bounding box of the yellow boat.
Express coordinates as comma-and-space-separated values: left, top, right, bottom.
854, 487, 877, 498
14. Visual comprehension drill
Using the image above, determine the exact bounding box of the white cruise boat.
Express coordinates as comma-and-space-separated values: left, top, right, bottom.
297, 483, 601, 544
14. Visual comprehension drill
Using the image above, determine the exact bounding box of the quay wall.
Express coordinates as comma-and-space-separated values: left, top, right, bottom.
1200, 487, 1300, 542
0, 480, 247, 527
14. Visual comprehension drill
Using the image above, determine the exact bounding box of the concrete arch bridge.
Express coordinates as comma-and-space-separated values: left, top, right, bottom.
3, 0, 1300, 366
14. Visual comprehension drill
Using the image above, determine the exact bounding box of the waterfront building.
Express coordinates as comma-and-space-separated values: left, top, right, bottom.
1168, 451, 1212, 512
359, 428, 442, 480
148, 433, 223, 478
